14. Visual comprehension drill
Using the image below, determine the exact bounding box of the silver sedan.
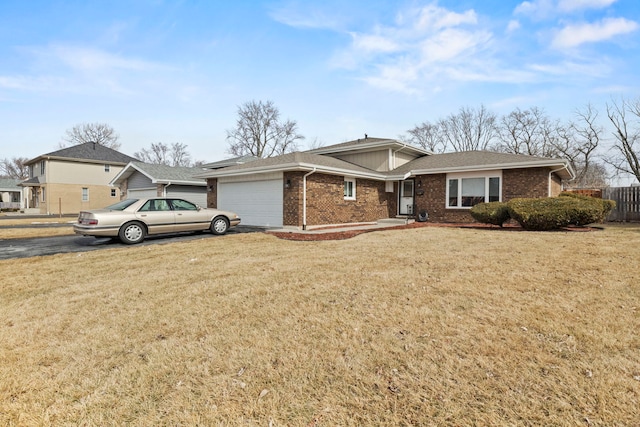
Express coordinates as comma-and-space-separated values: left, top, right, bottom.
73, 198, 241, 244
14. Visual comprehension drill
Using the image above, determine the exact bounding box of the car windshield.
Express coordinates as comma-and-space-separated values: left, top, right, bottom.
105, 199, 139, 211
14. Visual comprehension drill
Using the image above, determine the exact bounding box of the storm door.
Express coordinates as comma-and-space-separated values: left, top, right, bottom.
399, 180, 414, 215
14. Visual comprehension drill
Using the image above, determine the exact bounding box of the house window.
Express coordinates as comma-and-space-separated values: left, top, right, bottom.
104, 164, 110, 172
40, 161, 45, 175
344, 177, 356, 200
82, 188, 89, 202
41, 188, 46, 202
447, 172, 501, 208
111, 189, 117, 197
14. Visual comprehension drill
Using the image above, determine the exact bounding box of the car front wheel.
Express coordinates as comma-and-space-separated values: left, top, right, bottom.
119, 221, 146, 244
211, 216, 229, 235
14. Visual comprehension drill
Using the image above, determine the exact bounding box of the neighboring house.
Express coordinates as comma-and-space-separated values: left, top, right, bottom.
0, 178, 24, 210
20, 142, 138, 214
110, 162, 209, 206
195, 137, 574, 228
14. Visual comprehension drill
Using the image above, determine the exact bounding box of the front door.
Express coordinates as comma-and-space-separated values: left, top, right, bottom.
399, 180, 414, 215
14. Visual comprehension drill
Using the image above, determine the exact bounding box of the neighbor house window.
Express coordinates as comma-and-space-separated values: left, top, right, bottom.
104, 164, 110, 172
82, 187, 89, 202
447, 172, 501, 208
344, 177, 356, 200
111, 189, 117, 197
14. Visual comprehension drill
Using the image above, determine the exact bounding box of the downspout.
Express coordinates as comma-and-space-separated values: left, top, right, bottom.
302, 168, 317, 230
548, 166, 568, 196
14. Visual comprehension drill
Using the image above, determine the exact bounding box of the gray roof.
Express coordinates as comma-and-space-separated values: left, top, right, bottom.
307, 136, 430, 156
111, 162, 207, 186
201, 155, 259, 169
195, 151, 385, 179
395, 150, 572, 176
27, 142, 138, 165
0, 178, 22, 190
197, 149, 574, 181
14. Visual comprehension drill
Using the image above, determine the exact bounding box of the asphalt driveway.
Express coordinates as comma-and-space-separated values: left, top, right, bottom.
0, 225, 266, 260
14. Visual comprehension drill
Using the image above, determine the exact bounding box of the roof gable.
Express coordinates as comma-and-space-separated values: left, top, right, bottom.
111, 162, 207, 186
307, 136, 430, 158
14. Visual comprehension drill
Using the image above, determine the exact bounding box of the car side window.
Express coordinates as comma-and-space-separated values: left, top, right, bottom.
140, 200, 154, 211
170, 199, 197, 211
140, 200, 171, 212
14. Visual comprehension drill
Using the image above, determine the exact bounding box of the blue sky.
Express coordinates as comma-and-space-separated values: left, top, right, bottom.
1, 0, 639, 166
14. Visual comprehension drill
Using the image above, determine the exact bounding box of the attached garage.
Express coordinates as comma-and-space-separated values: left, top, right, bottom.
217, 173, 283, 227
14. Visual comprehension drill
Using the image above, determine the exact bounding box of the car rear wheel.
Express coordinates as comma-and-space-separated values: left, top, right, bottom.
211, 216, 229, 235
119, 221, 146, 244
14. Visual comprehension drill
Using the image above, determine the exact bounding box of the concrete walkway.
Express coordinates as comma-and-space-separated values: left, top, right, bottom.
268, 218, 415, 234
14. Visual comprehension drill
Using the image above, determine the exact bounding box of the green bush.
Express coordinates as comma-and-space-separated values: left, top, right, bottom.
507, 197, 603, 231
559, 192, 616, 222
470, 202, 511, 227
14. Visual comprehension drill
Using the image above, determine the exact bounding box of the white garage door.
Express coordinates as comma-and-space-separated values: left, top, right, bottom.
218, 176, 283, 227
128, 188, 157, 199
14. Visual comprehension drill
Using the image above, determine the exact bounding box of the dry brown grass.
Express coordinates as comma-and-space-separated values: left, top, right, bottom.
1, 224, 639, 426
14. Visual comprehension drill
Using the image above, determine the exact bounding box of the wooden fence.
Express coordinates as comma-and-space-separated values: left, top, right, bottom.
602, 186, 640, 222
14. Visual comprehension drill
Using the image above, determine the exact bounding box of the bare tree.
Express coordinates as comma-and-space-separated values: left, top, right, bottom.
605, 97, 640, 183
404, 121, 447, 153
0, 157, 30, 180
61, 122, 121, 150
134, 142, 193, 167
437, 105, 497, 152
555, 104, 604, 187
226, 100, 304, 158
495, 107, 559, 157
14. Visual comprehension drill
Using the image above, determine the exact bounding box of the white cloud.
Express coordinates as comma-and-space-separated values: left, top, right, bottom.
332, 4, 495, 93
557, 0, 617, 12
514, 0, 556, 19
552, 17, 639, 48
408, 4, 478, 31
507, 20, 521, 32
514, 0, 617, 18
47, 45, 158, 72
351, 33, 400, 54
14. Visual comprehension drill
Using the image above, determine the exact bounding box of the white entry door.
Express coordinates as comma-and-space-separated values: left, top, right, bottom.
399, 180, 414, 215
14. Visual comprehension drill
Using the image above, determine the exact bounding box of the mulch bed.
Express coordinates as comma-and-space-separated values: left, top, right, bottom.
267, 222, 600, 241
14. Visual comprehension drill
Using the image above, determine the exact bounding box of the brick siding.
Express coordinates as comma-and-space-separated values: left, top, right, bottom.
206, 178, 218, 208
207, 167, 563, 226
283, 172, 395, 227
414, 168, 560, 223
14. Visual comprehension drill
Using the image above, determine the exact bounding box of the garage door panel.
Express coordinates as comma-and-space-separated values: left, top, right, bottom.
218, 179, 282, 227
128, 189, 157, 199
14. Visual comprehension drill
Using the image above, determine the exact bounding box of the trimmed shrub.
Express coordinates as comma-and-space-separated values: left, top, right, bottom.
470, 202, 511, 227
507, 197, 604, 230
559, 191, 616, 222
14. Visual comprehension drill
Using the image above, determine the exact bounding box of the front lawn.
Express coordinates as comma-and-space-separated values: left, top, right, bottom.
1, 224, 638, 425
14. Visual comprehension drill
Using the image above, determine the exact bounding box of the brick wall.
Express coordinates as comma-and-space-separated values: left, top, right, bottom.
503, 168, 551, 199
414, 168, 558, 223
283, 172, 395, 227
206, 178, 218, 208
